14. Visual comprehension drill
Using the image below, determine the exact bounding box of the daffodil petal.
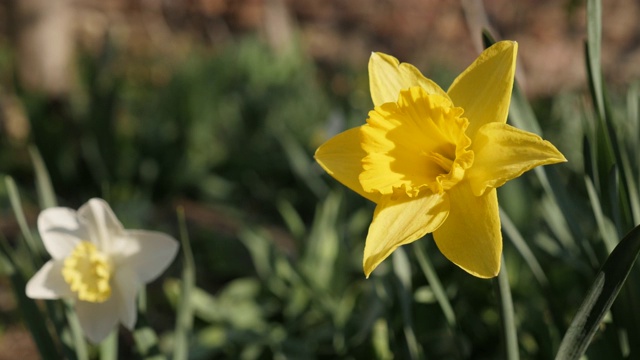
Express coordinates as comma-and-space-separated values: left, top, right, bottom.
117, 230, 179, 283
113, 266, 140, 329
369, 52, 447, 106
433, 183, 501, 278
78, 198, 126, 254
447, 41, 517, 138
38, 207, 85, 260
467, 123, 567, 196
315, 127, 381, 203
75, 296, 119, 344
26, 260, 73, 299
364, 192, 449, 277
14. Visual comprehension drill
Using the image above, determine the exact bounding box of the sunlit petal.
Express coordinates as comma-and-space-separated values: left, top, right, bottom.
364, 192, 449, 277
315, 127, 380, 203
115, 230, 180, 283
38, 207, 85, 260
113, 266, 140, 330
433, 182, 501, 278
78, 198, 126, 254
447, 41, 517, 138
369, 52, 447, 106
467, 123, 568, 196
26, 260, 73, 299
75, 297, 119, 344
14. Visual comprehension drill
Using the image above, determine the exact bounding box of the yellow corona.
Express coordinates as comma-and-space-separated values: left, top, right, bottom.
62, 241, 112, 303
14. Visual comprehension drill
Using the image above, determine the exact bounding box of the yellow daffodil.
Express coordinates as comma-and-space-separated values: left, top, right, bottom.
26, 198, 179, 343
315, 41, 566, 278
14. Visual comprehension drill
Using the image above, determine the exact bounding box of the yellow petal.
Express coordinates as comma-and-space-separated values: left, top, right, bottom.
363, 192, 449, 277
466, 123, 567, 196
433, 182, 501, 278
369, 52, 447, 107
315, 127, 380, 203
447, 41, 517, 139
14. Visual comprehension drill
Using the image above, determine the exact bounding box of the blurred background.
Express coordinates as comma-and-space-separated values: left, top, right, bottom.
1, 0, 639, 358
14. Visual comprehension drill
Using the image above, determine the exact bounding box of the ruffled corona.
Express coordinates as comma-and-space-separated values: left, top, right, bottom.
360, 87, 474, 198
62, 241, 112, 303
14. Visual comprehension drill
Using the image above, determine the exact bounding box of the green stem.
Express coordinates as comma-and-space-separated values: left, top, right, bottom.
172, 206, 195, 360
99, 330, 118, 360
64, 300, 89, 360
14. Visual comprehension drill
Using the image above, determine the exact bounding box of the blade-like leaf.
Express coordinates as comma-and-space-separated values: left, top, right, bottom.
5, 176, 43, 263
586, 0, 604, 120
500, 209, 549, 286
585, 176, 619, 253
412, 242, 456, 327
555, 224, 640, 359
392, 248, 422, 360
0, 235, 59, 360
494, 255, 519, 360
28, 145, 57, 209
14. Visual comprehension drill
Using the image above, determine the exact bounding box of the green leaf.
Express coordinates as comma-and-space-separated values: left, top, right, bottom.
372, 319, 393, 360
303, 191, 341, 290
276, 124, 329, 198
583, 0, 635, 232
0, 235, 59, 360
5, 176, 43, 263
586, 0, 604, 121
276, 198, 306, 240
585, 176, 619, 253
555, 224, 640, 359
628, 81, 640, 177
500, 209, 548, 286
392, 248, 422, 360
583, 135, 597, 189
412, 241, 456, 327
494, 255, 519, 360
28, 145, 57, 209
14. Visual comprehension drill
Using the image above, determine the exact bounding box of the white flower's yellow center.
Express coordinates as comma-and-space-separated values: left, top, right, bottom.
62, 241, 112, 303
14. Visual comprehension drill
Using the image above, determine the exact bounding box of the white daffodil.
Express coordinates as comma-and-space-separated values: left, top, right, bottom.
26, 198, 179, 343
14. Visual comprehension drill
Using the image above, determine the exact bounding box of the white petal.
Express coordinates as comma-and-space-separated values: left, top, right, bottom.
116, 230, 179, 283
113, 266, 141, 329
38, 207, 85, 260
75, 296, 119, 344
78, 198, 125, 254
26, 260, 73, 299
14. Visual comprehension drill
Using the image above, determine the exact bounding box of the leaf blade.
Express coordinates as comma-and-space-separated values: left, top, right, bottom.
555, 224, 640, 359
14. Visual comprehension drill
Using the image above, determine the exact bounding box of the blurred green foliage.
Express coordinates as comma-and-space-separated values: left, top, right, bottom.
1, 8, 640, 357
